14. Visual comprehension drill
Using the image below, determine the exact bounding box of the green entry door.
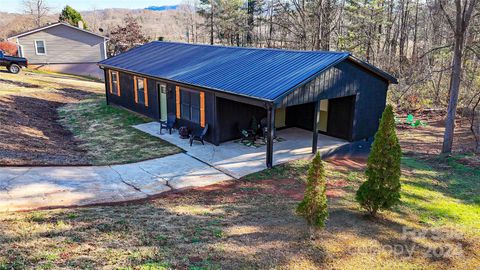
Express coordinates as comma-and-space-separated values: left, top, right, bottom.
158, 83, 168, 121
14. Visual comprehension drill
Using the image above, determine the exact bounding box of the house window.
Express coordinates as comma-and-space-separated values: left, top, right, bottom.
34, 40, 46, 55
109, 70, 121, 96
180, 90, 199, 123
176, 87, 205, 127
134, 76, 148, 106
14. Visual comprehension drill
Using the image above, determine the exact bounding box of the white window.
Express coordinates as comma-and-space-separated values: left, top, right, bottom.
34, 40, 46, 55
109, 70, 120, 96
134, 76, 148, 106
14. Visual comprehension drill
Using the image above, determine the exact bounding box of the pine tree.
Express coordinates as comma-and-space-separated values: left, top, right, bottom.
59, 5, 87, 29
356, 105, 402, 216
297, 152, 328, 232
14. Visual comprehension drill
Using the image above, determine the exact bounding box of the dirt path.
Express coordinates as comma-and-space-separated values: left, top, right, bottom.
0, 70, 103, 165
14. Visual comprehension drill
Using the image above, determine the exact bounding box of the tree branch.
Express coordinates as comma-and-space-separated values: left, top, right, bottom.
418, 44, 453, 59
438, 0, 456, 33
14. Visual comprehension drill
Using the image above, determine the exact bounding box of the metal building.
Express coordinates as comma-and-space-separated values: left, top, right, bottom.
98, 42, 397, 168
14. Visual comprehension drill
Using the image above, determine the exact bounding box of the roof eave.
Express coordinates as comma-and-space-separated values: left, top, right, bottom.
347, 56, 398, 84
98, 63, 275, 105
272, 53, 351, 104
7, 22, 107, 40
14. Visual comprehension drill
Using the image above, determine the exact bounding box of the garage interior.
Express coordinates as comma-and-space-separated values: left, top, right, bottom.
216, 95, 356, 144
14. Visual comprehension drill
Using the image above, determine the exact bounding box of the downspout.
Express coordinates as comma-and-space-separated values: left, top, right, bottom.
103, 39, 108, 60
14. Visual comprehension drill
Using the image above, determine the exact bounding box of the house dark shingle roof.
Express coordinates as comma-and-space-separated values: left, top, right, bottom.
99, 42, 396, 101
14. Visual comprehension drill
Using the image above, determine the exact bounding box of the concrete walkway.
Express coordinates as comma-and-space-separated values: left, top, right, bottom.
0, 153, 232, 212
0, 124, 347, 212
134, 123, 349, 178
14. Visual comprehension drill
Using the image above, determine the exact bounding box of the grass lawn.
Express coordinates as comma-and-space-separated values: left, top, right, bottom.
58, 99, 182, 165
0, 155, 478, 269
0, 69, 181, 165
25, 68, 105, 83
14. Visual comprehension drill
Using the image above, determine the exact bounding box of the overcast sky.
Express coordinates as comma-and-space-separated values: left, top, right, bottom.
0, 0, 182, 13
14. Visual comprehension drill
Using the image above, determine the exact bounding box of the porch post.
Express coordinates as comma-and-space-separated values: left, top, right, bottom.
266, 105, 275, 168
104, 69, 110, 105
312, 100, 320, 153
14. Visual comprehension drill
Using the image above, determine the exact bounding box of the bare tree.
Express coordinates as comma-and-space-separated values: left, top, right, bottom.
22, 0, 50, 27
198, 0, 217, 45
440, 0, 478, 153
107, 16, 149, 56
88, 5, 100, 33
471, 94, 480, 152
176, 1, 200, 43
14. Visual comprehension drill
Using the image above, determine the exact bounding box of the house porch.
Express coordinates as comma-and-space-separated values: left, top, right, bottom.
134, 122, 348, 179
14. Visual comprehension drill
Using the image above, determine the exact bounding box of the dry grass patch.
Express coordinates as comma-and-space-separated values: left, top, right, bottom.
0, 157, 478, 269
58, 99, 182, 165
0, 70, 103, 165
0, 69, 181, 165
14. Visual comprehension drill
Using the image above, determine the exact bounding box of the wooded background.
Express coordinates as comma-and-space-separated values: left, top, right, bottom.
179, 0, 479, 116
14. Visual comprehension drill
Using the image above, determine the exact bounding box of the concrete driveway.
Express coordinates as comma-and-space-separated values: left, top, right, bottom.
0, 124, 348, 212
0, 153, 232, 212
134, 123, 349, 178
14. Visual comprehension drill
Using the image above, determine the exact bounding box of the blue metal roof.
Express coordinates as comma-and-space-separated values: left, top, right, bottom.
99, 42, 393, 101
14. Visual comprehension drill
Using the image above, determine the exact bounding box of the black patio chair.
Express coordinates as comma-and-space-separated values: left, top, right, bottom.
260, 117, 268, 139
190, 124, 209, 146
259, 117, 276, 141
160, 114, 176, 134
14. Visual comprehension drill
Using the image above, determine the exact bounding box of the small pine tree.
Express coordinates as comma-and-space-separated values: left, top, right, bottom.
356, 105, 402, 216
297, 152, 328, 232
59, 5, 87, 29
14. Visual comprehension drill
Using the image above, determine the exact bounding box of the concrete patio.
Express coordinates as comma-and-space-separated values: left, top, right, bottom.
134, 122, 349, 178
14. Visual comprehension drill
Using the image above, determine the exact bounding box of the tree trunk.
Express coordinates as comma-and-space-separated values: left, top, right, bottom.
470, 95, 480, 153
210, 2, 214, 45
441, 0, 477, 153
411, 0, 419, 62
442, 34, 464, 153
246, 0, 255, 45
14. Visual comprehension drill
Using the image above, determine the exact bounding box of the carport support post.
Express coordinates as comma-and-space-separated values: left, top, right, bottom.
266, 105, 275, 168
312, 100, 320, 154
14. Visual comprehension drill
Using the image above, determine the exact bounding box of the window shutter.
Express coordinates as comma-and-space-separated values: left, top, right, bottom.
144, 78, 148, 107
200, 92, 205, 127
133, 76, 138, 103
108, 70, 112, 94
117, 73, 121, 96
176, 86, 180, 118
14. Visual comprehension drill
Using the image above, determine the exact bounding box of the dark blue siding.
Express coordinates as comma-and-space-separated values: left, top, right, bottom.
107, 70, 218, 143
106, 71, 159, 120
278, 60, 388, 140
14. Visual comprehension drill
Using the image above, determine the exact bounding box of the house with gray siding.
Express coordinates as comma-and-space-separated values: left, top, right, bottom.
8, 22, 107, 79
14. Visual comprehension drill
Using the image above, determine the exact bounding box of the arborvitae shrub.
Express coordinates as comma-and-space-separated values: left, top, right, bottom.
356, 105, 402, 216
297, 152, 328, 230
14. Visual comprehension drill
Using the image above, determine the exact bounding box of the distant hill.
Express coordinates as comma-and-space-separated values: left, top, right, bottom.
1, 6, 206, 42
145, 5, 179, 11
